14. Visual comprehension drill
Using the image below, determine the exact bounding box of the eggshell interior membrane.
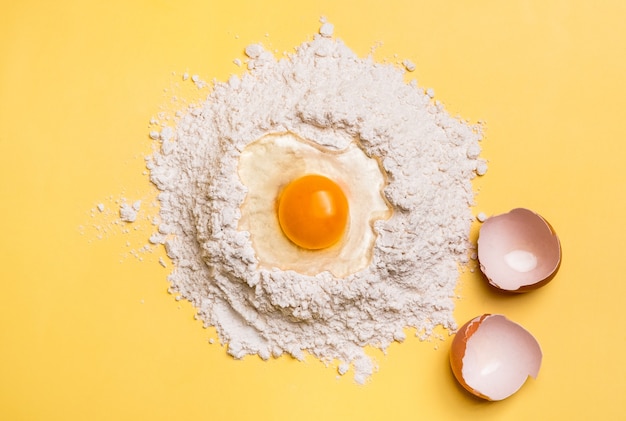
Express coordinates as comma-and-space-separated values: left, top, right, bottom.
477, 208, 561, 292
450, 314, 542, 401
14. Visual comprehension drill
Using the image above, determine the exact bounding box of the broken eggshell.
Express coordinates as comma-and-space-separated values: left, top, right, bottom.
477, 208, 561, 292
450, 314, 542, 401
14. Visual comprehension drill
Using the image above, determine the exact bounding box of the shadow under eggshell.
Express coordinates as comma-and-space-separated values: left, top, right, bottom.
477, 208, 561, 292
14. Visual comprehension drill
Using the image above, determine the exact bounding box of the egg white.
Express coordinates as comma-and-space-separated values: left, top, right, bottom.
237, 132, 391, 277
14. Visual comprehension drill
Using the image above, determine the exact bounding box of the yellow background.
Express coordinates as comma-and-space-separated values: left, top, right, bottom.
2, 1, 625, 419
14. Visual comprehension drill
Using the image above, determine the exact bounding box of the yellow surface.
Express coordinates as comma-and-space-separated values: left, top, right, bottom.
2, 1, 625, 419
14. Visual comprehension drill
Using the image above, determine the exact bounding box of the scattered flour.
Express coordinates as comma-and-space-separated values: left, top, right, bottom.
319, 22, 335, 37
146, 22, 486, 383
119, 200, 141, 223
402, 59, 416, 72
82, 194, 161, 267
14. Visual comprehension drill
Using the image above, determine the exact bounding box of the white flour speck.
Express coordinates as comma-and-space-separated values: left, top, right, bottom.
120, 202, 138, 223
403, 59, 416, 72
319, 22, 334, 37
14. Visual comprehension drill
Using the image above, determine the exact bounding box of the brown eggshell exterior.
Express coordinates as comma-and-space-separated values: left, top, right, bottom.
478, 208, 561, 293
449, 314, 493, 400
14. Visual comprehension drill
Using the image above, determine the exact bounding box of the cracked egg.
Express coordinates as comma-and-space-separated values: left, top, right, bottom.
237, 132, 391, 277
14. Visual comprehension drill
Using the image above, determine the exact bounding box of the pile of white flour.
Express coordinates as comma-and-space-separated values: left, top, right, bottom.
146, 22, 485, 384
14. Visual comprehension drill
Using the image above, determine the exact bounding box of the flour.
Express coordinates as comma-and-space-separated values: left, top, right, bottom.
119, 200, 141, 223
146, 21, 486, 384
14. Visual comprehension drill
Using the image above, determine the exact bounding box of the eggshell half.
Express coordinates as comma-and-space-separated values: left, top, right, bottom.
477, 208, 561, 292
450, 314, 542, 401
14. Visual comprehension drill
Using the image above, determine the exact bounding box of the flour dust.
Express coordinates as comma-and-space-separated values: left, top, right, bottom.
145, 21, 486, 384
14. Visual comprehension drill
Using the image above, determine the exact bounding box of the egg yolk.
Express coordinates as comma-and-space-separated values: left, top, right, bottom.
277, 174, 349, 250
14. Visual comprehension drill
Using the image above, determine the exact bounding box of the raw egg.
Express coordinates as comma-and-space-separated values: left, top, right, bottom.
450, 314, 542, 401
277, 174, 349, 250
477, 208, 561, 292
237, 132, 391, 277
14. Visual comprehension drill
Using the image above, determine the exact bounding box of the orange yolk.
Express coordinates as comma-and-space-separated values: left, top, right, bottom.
277, 174, 349, 250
